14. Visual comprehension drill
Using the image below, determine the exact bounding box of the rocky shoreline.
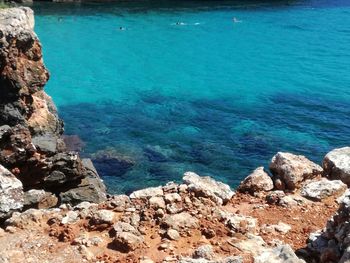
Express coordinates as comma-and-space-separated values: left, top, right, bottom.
1, 7, 350, 263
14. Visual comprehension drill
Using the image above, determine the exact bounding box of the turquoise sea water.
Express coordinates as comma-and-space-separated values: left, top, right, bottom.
33, 0, 350, 194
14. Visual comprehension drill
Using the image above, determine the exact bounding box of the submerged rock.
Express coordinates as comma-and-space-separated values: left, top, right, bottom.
183, 172, 234, 205
323, 147, 350, 185
269, 152, 322, 190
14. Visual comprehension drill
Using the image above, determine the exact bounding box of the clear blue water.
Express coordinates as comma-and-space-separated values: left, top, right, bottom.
33, 0, 350, 194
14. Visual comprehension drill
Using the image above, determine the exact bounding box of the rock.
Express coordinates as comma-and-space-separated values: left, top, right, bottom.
278, 195, 306, 208
224, 213, 257, 234
266, 191, 286, 204
61, 211, 79, 225
162, 212, 199, 231
164, 193, 182, 203
149, 196, 166, 209
254, 244, 304, 263
232, 234, 267, 255
269, 152, 322, 190
301, 178, 347, 201
0, 165, 24, 220
323, 147, 350, 185
274, 222, 292, 234
238, 167, 273, 194
166, 229, 180, 240
91, 210, 115, 225
193, 245, 215, 260
113, 221, 140, 236
59, 159, 107, 205
183, 172, 234, 205
113, 232, 144, 252
130, 186, 164, 199
140, 257, 155, 263
23, 189, 58, 209
5, 209, 45, 228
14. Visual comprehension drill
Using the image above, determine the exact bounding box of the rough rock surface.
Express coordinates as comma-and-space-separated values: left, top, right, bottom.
0, 7, 106, 210
183, 172, 234, 204
323, 147, 350, 185
0, 165, 24, 220
238, 167, 273, 194
301, 178, 347, 201
269, 152, 323, 190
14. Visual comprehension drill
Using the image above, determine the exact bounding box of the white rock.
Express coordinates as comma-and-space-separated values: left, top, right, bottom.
166, 229, 180, 240
0, 165, 24, 219
193, 245, 214, 260
301, 178, 347, 201
164, 193, 182, 203
183, 172, 234, 204
149, 196, 166, 209
130, 186, 163, 199
269, 152, 322, 190
61, 211, 79, 224
254, 244, 305, 263
238, 167, 273, 193
91, 209, 115, 224
323, 147, 350, 185
163, 212, 199, 231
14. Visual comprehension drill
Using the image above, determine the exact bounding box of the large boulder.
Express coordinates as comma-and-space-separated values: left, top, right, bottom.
323, 147, 350, 185
238, 167, 273, 194
183, 172, 234, 204
269, 152, 322, 190
301, 178, 347, 201
0, 165, 24, 220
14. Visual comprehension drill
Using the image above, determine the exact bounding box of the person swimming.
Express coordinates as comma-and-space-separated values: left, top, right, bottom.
119, 26, 126, 30
233, 17, 242, 23
175, 22, 186, 26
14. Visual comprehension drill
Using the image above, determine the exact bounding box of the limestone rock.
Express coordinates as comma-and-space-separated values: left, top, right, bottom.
113, 232, 144, 252
0, 165, 24, 220
183, 172, 234, 205
254, 244, 304, 263
162, 212, 199, 231
130, 186, 164, 199
238, 167, 273, 194
193, 245, 215, 260
166, 229, 180, 240
61, 211, 79, 225
323, 147, 350, 185
149, 196, 166, 209
269, 152, 322, 190
301, 178, 347, 201
91, 210, 115, 225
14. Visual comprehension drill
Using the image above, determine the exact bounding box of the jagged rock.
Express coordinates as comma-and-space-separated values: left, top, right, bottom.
224, 213, 257, 234
59, 159, 106, 205
164, 193, 182, 203
301, 178, 347, 201
269, 152, 322, 190
183, 172, 234, 205
149, 196, 166, 209
113, 221, 140, 236
5, 209, 45, 228
254, 244, 305, 263
323, 147, 350, 185
91, 210, 115, 225
162, 212, 199, 231
238, 167, 273, 194
130, 186, 164, 199
23, 189, 58, 209
193, 245, 215, 260
266, 191, 286, 205
0, 165, 24, 220
278, 195, 306, 208
61, 211, 79, 225
113, 232, 144, 252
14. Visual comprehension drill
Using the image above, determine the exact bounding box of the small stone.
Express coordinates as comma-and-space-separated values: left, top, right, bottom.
61, 211, 79, 224
113, 232, 144, 252
167, 229, 180, 240
162, 212, 199, 231
301, 178, 347, 201
130, 186, 163, 199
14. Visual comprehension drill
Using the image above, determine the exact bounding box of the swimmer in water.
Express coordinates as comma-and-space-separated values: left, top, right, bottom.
233, 17, 242, 23
175, 22, 186, 26
119, 26, 126, 30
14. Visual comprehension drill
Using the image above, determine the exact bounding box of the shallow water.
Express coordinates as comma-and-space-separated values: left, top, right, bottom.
33, 0, 350, 194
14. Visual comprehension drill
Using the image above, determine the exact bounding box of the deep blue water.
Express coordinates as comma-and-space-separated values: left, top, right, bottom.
33, 0, 350, 194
